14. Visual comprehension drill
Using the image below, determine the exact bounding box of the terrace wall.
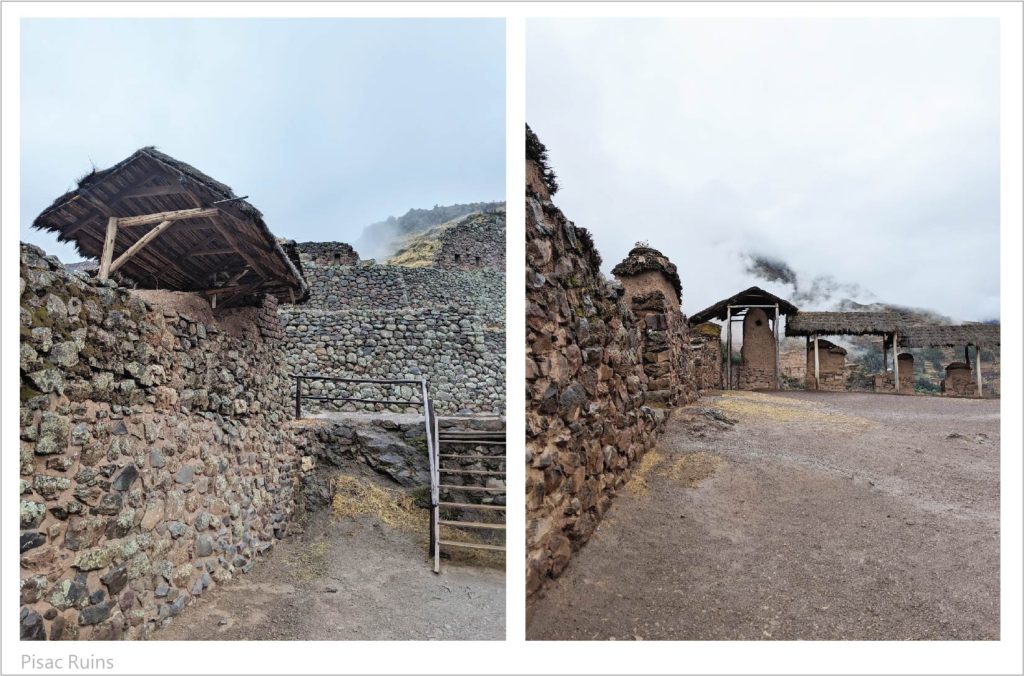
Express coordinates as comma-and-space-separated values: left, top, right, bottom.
19, 243, 300, 641
278, 246, 505, 416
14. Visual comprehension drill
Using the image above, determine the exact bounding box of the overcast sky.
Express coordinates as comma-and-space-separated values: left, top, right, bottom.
21, 18, 505, 262
528, 19, 1000, 322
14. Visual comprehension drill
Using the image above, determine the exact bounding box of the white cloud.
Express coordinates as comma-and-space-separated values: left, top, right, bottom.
528, 18, 999, 321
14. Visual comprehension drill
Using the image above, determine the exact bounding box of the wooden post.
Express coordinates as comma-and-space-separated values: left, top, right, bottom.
726, 306, 733, 390
893, 331, 900, 393
294, 376, 302, 419
882, 338, 888, 374
812, 333, 820, 390
965, 346, 970, 364
774, 304, 781, 390
976, 344, 983, 397
97, 217, 119, 280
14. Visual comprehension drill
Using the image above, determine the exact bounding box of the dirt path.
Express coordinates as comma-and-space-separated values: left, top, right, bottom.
158, 511, 505, 640
527, 391, 1000, 640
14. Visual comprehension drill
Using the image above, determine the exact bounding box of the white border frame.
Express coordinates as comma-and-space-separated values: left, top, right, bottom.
3, 2, 1021, 675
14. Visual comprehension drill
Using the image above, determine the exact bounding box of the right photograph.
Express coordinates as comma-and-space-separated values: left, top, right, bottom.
525, 19, 1000, 640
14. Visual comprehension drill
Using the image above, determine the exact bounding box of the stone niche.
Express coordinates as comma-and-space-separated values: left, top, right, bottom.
942, 362, 975, 397
737, 308, 776, 390
805, 338, 848, 391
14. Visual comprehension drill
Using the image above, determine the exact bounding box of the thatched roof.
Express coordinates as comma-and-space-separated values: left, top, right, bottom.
688, 286, 799, 324
899, 323, 1000, 348
785, 311, 903, 337
33, 147, 308, 306
611, 244, 682, 301
526, 124, 558, 195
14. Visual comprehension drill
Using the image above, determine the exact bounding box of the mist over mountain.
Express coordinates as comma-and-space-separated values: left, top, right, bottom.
355, 201, 505, 260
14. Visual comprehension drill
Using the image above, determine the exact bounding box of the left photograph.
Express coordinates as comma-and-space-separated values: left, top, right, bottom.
18, 18, 506, 641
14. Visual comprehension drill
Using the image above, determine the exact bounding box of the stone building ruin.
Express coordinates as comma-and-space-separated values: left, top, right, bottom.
803, 338, 848, 391
612, 243, 693, 406
688, 287, 798, 391
20, 148, 506, 641
526, 127, 697, 596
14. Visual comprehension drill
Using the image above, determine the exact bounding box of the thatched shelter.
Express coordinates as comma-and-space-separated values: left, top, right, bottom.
688, 286, 798, 325
785, 311, 904, 337
898, 323, 1000, 349
688, 287, 798, 391
33, 147, 308, 307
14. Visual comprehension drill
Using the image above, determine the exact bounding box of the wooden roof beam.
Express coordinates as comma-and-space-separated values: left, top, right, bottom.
119, 183, 189, 200
117, 207, 220, 228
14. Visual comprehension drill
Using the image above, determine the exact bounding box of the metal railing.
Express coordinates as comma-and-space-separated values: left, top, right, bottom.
292, 374, 440, 567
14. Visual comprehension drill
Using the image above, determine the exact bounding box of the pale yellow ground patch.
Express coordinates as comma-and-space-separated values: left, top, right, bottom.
664, 452, 722, 487
714, 391, 873, 430
625, 450, 664, 496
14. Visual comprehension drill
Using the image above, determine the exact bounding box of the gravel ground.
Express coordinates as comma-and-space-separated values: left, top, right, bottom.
527, 390, 1000, 640
158, 510, 505, 640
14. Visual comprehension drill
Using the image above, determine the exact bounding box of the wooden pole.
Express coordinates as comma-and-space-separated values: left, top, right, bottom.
976, 344, 983, 397
893, 331, 900, 393
97, 216, 119, 280
774, 304, 780, 390
965, 346, 970, 364
108, 220, 174, 274
726, 306, 733, 390
882, 337, 888, 374
813, 333, 820, 390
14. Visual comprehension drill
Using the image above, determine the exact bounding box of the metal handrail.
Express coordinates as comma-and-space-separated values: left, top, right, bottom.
293, 373, 441, 568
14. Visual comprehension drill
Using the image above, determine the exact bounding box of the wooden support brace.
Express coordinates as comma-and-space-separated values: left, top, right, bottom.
97, 217, 119, 280
109, 220, 174, 274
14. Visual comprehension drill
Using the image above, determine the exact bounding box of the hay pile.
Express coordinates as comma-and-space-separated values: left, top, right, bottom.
331, 474, 424, 533
625, 450, 664, 496
665, 452, 721, 487
714, 391, 871, 429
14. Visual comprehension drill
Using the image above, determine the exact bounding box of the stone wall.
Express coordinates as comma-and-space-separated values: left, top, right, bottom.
293, 241, 359, 266
434, 208, 506, 271
279, 245, 505, 416
690, 322, 723, 391
525, 155, 670, 596
942, 362, 976, 397
19, 243, 301, 641
737, 308, 777, 390
614, 250, 693, 407
805, 339, 848, 391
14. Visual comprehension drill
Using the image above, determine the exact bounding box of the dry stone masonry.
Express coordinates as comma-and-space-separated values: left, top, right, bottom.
19, 243, 300, 640
278, 231, 505, 416
525, 129, 693, 596
805, 339, 848, 391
